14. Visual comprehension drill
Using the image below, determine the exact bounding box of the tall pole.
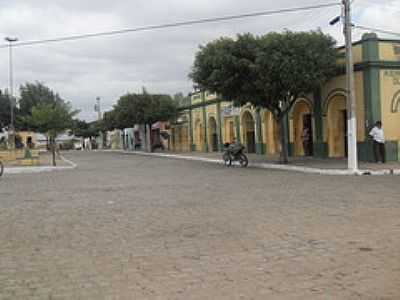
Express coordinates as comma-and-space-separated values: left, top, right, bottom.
96, 97, 101, 120
343, 0, 358, 172
5, 37, 18, 150
95, 97, 103, 149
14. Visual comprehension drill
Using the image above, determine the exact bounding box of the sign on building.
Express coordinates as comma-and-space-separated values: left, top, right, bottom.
221, 106, 240, 117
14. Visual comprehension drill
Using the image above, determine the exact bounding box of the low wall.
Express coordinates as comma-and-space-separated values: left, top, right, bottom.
0, 149, 40, 166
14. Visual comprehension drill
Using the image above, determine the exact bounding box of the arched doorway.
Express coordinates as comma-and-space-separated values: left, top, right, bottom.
327, 95, 347, 157
194, 118, 203, 151
292, 100, 313, 156
208, 117, 218, 152
242, 111, 256, 153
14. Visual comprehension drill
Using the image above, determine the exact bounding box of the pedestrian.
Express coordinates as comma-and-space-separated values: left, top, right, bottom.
369, 121, 385, 163
301, 127, 311, 156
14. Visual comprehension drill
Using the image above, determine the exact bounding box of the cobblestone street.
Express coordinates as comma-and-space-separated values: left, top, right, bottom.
0, 151, 399, 299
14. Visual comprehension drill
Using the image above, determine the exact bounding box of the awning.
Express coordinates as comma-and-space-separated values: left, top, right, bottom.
151, 121, 161, 130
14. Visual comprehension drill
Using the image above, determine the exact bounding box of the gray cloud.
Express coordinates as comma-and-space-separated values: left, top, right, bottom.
0, 0, 398, 121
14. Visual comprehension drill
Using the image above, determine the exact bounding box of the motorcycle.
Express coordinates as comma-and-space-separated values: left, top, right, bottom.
222, 142, 248, 167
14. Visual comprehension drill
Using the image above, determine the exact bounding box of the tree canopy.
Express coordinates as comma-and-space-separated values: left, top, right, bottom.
111, 91, 178, 129
19, 82, 65, 116
0, 90, 11, 129
190, 30, 337, 162
26, 102, 77, 165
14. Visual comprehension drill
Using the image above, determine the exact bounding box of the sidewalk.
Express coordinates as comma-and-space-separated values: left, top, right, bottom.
115, 149, 400, 176
3, 153, 76, 175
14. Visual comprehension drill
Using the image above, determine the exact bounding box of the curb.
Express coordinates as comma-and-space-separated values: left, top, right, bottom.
109, 150, 400, 176
4, 155, 77, 175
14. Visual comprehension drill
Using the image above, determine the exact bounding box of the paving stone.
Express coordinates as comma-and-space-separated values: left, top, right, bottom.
0, 151, 399, 299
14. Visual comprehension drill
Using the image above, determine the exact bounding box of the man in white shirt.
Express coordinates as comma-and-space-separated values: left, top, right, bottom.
369, 121, 385, 163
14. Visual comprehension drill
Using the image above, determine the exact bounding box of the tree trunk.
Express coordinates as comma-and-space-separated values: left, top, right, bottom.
51, 137, 56, 166
279, 116, 289, 164
145, 124, 152, 152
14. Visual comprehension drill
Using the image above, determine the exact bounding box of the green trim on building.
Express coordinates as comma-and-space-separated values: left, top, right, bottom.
385, 141, 399, 162
282, 115, 292, 157
189, 109, 193, 148
179, 98, 223, 110
314, 142, 328, 158
216, 102, 223, 152
362, 34, 379, 62
255, 109, 264, 154
234, 115, 241, 143
362, 36, 382, 162
201, 92, 209, 152
358, 141, 372, 162
313, 88, 327, 158
261, 143, 267, 154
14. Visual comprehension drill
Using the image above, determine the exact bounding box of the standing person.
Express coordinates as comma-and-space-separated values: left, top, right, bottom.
369, 121, 385, 163
301, 127, 311, 156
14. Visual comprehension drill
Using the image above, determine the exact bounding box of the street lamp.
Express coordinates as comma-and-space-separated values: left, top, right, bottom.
5, 36, 18, 149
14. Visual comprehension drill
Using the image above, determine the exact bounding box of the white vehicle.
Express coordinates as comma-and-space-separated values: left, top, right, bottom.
74, 141, 83, 150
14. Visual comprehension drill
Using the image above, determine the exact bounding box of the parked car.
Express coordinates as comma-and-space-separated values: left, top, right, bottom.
74, 141, 83, 150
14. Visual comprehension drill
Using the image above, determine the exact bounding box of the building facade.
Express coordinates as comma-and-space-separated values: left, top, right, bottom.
171, 34, 400, 162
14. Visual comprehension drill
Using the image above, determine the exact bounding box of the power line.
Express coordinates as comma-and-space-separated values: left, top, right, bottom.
354, 25, 400, 38
0, 3, 340, 49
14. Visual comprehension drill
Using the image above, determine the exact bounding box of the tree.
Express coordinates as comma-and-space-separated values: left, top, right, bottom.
102, 110, 120, 131
173, 92, 191, 107
112, 90, 178, 151
25, 102, 78, 166
0, 90, 11, 129
72, 119, 99, 138
18, 82, 64, 114
190, 31, 337, 163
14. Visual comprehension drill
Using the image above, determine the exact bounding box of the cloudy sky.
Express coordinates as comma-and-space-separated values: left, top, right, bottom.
0, 0, 398, 121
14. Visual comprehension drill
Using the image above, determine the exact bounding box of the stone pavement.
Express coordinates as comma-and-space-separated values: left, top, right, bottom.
0, 151, 399, 299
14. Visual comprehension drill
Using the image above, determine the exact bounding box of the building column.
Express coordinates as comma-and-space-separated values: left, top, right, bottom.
313, 88, 327, 158
282, 114, 292, 157
255, 108, 264, 155
189, 109, 195, 151
361, 33, 383, 161
201, 92, 209, 152
234, 115, 241, 143
216, 102, 223, 151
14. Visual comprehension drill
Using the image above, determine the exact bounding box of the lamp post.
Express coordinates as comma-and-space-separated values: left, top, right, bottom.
94, 97, 103, 149
5, 37, 18, 150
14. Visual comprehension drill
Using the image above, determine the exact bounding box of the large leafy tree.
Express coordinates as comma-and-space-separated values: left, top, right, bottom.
25, 102, 78, 166
18, 82, 64, 115
72, 119, 100, 138
111, 90, 178, 150
190, 31, 337, 163
0, 90, 11, 129
102, 110, 120, 131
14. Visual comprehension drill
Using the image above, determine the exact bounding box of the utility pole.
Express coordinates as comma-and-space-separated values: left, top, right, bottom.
343, 0, 358, 173
95, 97, 103, 149
5, 37, 18, 150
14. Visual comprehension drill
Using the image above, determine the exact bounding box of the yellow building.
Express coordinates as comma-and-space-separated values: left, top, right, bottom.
171, 33, 400, 162
17, 131, 38, 148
